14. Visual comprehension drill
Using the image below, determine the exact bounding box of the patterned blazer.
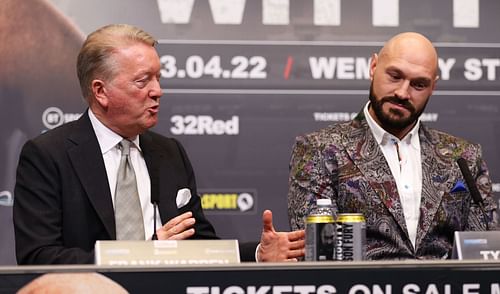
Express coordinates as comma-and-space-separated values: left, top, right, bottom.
288, 111, 498, 260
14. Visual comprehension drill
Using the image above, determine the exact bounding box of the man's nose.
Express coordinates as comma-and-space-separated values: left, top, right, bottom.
394, 80, 411, 99
149, 78, 163, 100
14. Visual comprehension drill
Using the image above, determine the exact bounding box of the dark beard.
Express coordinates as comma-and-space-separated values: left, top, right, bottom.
368, 84, 427, 131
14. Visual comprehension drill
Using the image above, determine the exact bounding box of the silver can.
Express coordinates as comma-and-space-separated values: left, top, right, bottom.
336, 213, 366, 261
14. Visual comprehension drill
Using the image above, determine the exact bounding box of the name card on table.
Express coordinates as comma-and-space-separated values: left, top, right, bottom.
452, 231, 500, 260
95, 239, 240, 266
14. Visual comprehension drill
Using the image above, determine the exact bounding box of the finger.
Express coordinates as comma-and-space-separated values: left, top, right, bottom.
288, 239, 305, 250
287, 248, 305, 259
262, 209, 274, 232
164, 211, 193, 230
172, 217, 196, 234
287, 229, 305, 241
169, 228, 195, 240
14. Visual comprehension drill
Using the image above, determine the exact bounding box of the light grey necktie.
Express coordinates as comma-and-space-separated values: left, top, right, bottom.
114, 139, 145, 240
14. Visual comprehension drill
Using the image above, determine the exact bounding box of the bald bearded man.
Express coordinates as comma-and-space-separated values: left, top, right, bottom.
288, 32, 498, 260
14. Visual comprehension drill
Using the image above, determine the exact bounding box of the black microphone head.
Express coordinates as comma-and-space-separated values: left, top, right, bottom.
456, 158, 484, 205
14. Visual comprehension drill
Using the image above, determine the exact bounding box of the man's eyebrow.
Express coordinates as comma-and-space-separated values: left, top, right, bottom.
411, 77, 432, 84
385, 66, 432, 83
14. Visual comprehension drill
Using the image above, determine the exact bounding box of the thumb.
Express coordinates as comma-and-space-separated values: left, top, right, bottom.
262, 209, 275, 233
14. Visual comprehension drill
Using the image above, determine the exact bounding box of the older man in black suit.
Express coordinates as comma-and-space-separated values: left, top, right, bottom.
13, 24, 304, 264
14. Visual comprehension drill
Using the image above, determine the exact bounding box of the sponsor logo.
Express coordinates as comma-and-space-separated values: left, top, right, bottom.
170, 115, 239, 135
42, 107, 81, 130
0, 190, 13, 207
200, 190, 255, 213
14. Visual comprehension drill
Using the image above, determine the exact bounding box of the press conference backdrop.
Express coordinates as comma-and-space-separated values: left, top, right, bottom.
1, 0, 499, 265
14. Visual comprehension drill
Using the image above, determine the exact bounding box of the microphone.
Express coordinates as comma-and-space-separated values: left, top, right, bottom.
151, 200, 159, 240
456, 158, 489, 230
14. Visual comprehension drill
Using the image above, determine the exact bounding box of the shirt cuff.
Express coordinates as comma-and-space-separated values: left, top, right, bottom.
255, 243, 262, 262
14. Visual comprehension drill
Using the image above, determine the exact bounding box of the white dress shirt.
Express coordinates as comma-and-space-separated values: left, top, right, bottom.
364, 102, 422, 248
88, 109, 161, 240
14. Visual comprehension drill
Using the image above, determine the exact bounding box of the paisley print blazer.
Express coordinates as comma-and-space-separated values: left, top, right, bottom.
288, 111, 498, 260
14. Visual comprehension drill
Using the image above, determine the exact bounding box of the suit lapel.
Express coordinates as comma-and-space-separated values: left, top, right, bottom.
343, 112, 408, 235
140, 132, 179, 225
67, 112, 116, 238
415, 126, 447, 249
141, 133, 160, 207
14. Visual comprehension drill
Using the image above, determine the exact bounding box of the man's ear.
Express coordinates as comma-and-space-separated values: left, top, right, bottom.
91, 79, 109, 108
431, 75, 439, 91
369, 53, 378, 81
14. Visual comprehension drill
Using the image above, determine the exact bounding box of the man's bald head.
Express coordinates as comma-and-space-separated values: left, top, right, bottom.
368, 32, 439, 139
378, 32, 439, 78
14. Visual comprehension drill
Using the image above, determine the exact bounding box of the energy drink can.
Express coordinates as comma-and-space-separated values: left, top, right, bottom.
335, 213, 366, 261
305, 199, 335, 261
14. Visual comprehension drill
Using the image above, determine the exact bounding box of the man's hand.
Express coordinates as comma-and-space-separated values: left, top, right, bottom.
156, 211, 196, 240
257, 210, 305, 262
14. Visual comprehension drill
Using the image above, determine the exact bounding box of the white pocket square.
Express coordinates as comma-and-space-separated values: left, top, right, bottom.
176, 188, 192, 208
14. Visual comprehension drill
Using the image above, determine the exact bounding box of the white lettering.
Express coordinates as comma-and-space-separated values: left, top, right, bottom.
348, 284, 371, 294
453, 0, 479, 28
156, 0, 479, 27
438, 58, 456, 81
317, 285, 337, 294
263, 0, 289, 25
42, 107, 81, 130
464, 58, 500, 81
402, 284, 419, 294
464, 58, 482, 81
372, 0, 399, 26
313, 112, 354, 122
157, 0, 195, 24
463, 284, 480, 294
373, 285, 391, 294
309, 57, 370, 80
247, 286, 271, 294
314, 0, 341, 26
424, 284, 439, 294
491, 283, 500, 294
310, 57, 336, 79
419, 113, 439, 122
356, 58, 371, 79
443, 285, 451, 294
272, 286, 293, 294
293, 285, 317, 294
348, 284, 391, 294
482, 58, 500, 81
186, 287, 210, 294
198, 115, 214, 135
337, 57, 355, 79
479, 250, 500, 260
170, 115, 239, 135
223, 286, 244, 294
209, 0, 246, 24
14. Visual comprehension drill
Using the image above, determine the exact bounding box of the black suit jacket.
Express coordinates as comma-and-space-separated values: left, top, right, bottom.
13, 112, 221, 264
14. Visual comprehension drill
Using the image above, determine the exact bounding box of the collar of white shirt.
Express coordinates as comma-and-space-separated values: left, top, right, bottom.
363, 101, 420, 149
87, 109, 141, 153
